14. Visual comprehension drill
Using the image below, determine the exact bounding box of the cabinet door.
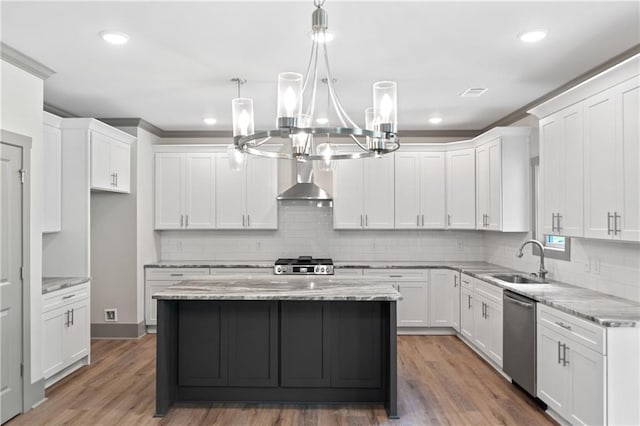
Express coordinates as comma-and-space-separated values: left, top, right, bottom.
446, 148, 476, 229
476, 144, 490, 229
429, 270, 453, 327
363, 155, 395, 229
155, 153, 184, 229
65, 300, 89, 364
559, 105, 584, 237
460, 287, 474, 340
333, 159, 364, 229
537, 325, 570, 416
394, 153, 421, 229
184, 153, 216, 229
568, 343, 605, 426
618, 79, 640, 241
486, 300, 503, 367
215, 155, 246, 229
90, 131, 113, 190
227, 301, 278, 387
540, 116, 563, 236
584, 89, 618, 239
280, 302, 331, 387
486, 140, 502, 230
43, 124, 62, 233
42, 308, 66, 379
110, 140, 131, 193
246, 157, 278, 229
421, 152, 446, 228
396, 281, 429, 327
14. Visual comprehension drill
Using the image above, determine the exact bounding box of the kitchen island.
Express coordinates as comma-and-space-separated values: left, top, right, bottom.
153, 276, 401, 418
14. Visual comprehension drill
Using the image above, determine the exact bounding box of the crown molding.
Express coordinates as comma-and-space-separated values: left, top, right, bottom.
481, 44, 640, 132
43, 103, 76, 118
1, 42, 55, 80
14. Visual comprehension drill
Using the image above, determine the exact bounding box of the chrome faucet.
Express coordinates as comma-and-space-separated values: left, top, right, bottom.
516, 239, 548, 281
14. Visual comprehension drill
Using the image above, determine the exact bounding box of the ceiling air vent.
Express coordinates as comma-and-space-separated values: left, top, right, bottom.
460, 87, 488, 97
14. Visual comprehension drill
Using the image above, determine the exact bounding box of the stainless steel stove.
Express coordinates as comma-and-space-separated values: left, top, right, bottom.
274, 256, 334, 275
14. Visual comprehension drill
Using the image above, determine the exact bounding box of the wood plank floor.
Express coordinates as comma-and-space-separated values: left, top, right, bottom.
9, 335, 555, 425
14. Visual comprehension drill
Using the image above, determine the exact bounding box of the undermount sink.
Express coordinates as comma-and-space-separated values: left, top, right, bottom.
490, 273, 547, 284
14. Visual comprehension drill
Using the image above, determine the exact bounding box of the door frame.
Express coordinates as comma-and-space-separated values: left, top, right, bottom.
1, 129, 43, 415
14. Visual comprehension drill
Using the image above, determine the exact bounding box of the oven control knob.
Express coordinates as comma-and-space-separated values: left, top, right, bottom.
275, 266, 282, 274
314, 265, 320, 274
320, 266, 326, 273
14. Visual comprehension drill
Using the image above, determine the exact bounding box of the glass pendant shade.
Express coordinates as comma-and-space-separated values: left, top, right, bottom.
227, 144, 245, 172
316, 141, 334, 171
373, 81, 397, 132
232, 98, 254, 137
364, 107, 380, 150
292, 114, 312, 155
277, 72, 303, 125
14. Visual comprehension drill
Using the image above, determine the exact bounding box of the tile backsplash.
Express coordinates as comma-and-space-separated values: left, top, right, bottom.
160, 201, 484, 262
159, 201, 639, 302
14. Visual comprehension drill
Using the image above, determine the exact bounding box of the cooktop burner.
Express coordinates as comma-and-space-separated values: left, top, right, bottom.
274, 256, 334, 275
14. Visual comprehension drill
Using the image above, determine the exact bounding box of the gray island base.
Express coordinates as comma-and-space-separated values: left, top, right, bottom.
153, 277, 401, 419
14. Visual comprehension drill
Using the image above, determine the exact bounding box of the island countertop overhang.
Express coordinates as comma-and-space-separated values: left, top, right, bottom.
152, 275, 402, 302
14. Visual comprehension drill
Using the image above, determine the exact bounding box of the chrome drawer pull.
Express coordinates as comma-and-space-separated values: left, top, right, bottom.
556, 321, 572, 330
170, 273, 184, 277
62, 294, 75, 300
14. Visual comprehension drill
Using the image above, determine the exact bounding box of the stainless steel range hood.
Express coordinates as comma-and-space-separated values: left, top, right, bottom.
277, 160, 332, 201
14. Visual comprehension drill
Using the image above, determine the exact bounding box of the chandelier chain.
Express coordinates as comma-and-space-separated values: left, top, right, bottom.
313, 0, 326, 7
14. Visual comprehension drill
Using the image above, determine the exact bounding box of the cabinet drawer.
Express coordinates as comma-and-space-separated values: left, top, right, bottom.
210, 267, 273, 276
473, 278, 503, 304
537, 304, 605, 355
145, 267, 210, 280
363, 269, 426, 279
460, 274, 474, 290
334, 268, 363, 277
43, 282, 89, 313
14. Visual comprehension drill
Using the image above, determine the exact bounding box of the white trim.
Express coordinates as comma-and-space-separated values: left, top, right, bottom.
0, 43, 55, 80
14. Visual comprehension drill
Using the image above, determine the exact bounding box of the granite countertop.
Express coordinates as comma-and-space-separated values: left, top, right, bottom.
145, 262, 272, 268
152, 275, 402, 302
145, 260, 639, 327
42, 277, 90, 295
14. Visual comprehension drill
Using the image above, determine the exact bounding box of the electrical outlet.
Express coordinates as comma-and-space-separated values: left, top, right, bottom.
593, 259, 601, 275
104, 309, 118, 322
457, 240, 464, 252
584, 258, 591, 273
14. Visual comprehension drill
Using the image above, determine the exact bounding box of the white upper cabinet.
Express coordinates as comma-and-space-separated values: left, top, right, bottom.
333, 155, 394, 229
584, 77, 640, 241
90, 130, 132, 193
216, 154, 278, 230
43, 112, 62, 233
539, 104, 584, 237
475, 130, 530, 232
531, 55, 639, 242
155, 152, 216, 229
446, 148, 476, 229
395, 152, 446, 229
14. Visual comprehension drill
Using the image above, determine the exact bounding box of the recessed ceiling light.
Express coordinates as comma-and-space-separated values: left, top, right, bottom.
309, 31, 334, 43
100, 31, 130, 45
203, 117, 217, 126
519, 30, 547, 43
429, 117, 443, 125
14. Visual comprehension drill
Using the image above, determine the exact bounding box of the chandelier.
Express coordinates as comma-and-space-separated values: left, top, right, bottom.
230, 0, 400, 162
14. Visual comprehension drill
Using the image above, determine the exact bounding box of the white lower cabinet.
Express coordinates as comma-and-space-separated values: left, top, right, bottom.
145, 268, 210, 328
42, 283, 90, 387
429, 269, 460, 330
460, 281, 475, 340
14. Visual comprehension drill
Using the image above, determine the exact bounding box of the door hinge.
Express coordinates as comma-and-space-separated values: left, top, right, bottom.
19, 169, 26, 184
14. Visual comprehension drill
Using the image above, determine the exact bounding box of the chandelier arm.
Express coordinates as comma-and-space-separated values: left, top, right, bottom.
349, 134, 371, 152
251, 136, 272, 148
303, 41, 320, 120
322, 42, 359, 128
301, 39, 318, 94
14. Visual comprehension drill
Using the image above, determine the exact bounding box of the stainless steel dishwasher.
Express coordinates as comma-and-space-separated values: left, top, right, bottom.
503, 290, 538, 397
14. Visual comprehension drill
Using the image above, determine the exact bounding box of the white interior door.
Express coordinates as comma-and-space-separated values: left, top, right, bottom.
0, 142, 24, 424
421, 152, 446, 228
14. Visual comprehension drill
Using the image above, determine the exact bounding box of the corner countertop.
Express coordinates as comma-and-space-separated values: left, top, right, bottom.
152, 275, 402, 302
145, 261, 639, 327
42, 277, 90, 295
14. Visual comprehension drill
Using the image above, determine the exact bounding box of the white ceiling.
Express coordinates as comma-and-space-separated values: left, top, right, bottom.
2, 1, 639, 132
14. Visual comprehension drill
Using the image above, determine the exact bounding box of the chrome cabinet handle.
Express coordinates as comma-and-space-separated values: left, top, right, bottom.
614, 212, 620, 235
389, 274, 402, 278
242, 214, 245, 227
70, 308, 75, 326
467, 294, 472, 309
180, 215, 184, 227
185, 215, 189, 227
483, 302, 487, 319
170, 273, 183, 277
62, 294, 75, 300
397, 284, 401, 292
447, 214, 451, 227
365, 214, 368, 227
248, 214, 251, 227
556, 321, 572, 330
65, 310, 70, 327
454, 275, 458, 287
563, 345, 570, 366
556, 214, 562, 232
360, 214, 363, 227
421, 214, 424, 227
417, 214, 420, 227
557, 341, 562, 364
551, 213, 556, 232
607, 212, 613, 235
115, 172, 118, 187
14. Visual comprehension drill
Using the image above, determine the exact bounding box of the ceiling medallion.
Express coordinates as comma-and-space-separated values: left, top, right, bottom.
230, 0, 400, 162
